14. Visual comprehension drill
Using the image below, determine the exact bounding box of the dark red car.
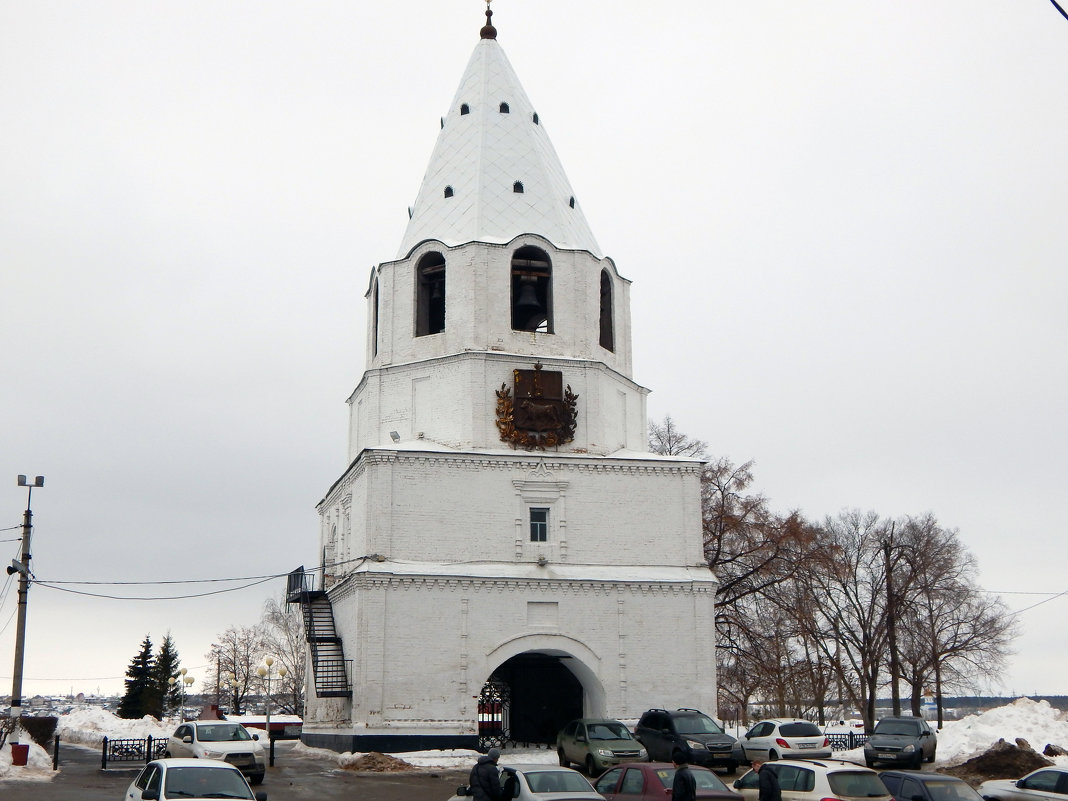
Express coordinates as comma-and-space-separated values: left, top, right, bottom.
594, 762, 743, 801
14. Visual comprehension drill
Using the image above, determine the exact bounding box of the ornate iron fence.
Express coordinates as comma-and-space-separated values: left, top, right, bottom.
100, 734, 168, 768
477, 680, 511, 751
826, 731, 869, 750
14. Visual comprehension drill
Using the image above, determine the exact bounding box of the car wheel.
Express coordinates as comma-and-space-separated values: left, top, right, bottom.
724, 763, 739, 775
913, 752, 924, 770
768, 750, 778, 761
865, 758, 876, 769
558, 749, 569, 768
164, 751, 172, 757
586, 756, 600, 777
248, 772, 264, 786
926, 748, 936, 764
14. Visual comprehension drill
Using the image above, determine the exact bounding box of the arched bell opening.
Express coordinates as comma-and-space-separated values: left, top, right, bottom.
511, 246, 553, 334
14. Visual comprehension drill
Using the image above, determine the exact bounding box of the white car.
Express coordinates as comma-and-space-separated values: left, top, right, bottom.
124, 758, 266, 801
739, 719, 832, 761
980, 767, 1068, 801
166, 721, 266, 785
451, 763, 605, 801
733, 759, 892, 801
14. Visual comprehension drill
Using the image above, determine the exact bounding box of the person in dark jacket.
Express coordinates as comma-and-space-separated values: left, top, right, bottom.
752, 759, 782, 801
469, 747, 505, 801
672, 753, 697, 801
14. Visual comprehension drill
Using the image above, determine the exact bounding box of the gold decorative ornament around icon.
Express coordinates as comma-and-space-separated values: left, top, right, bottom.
496, 362, 578, 450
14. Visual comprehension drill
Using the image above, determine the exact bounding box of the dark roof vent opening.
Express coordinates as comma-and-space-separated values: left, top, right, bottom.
444, 186, 454, 198
532, 112, 540, 125
499, 102, 510, 113
460, 103, 470, 115
569, 196, 575, 208
513, 181, 525, 194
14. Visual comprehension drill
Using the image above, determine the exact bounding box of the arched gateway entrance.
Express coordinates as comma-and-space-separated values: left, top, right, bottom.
477, 646, 604, 750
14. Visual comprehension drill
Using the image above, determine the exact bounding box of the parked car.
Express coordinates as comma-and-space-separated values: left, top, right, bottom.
979, 767, 1068, 801
450, 764, 605, 801
733, 758, 892, 801
738, 719, 832, 761
880, 770, 986, 801
124, 758, 266, 801
166, 721, 266, 785
862, 717, 937, 769
558, 718, 648, 776
634, 708, 739, 773
594, 761, 742, 801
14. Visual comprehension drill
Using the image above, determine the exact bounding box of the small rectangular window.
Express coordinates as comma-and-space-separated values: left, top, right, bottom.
529, 508, 549, 542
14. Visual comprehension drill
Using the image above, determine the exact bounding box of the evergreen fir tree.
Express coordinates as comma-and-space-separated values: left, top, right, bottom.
152, 633, 182, 718
117, 635, 155, 719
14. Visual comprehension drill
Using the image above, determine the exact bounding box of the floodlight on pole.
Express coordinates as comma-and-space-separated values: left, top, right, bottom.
9, 474, 44, 754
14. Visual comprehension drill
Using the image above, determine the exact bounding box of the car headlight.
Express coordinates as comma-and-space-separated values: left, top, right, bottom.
685, 740, 705, 750
639, 749, 648, 759
596, 749, 614, 757
902, 744, 915, 753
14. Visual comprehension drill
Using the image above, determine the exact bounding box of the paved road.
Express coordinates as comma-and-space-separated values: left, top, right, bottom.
1, 741, 471, 801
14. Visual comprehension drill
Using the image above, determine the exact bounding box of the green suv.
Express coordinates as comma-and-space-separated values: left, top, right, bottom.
557, 718, 647, 776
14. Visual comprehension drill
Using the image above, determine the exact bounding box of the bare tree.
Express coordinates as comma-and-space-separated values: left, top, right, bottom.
893, 514, 1016, 725
649, 415, 708, 458
805, 510, 891, 732
206, 625, 266, 715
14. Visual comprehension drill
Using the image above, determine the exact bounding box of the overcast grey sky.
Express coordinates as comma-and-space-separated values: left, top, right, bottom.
2, 1, 1066, 700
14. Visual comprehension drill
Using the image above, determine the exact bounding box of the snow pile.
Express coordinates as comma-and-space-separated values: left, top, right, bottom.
56, 706, 171, 747
937, 698, 1068, 763
0, 729, 55, 781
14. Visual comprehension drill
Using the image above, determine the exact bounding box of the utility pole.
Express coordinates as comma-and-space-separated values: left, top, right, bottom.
8, 475, 44, 747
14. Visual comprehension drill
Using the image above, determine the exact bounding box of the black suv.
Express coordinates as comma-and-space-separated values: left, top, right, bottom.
634, 708, 739, 773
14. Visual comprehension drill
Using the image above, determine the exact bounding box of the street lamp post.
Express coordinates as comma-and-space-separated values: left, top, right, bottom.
256, 658, 286, 767
183, 672, 194, 719
170, 667, 192, 720
225, 671, 238, 715
8, 474, 44, 750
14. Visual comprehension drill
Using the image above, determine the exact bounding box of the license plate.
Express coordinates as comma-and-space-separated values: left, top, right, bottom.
799, 744, 816, 749
878, 752, 895, 758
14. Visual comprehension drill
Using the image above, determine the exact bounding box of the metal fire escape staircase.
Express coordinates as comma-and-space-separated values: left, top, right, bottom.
286, 567, 352, 699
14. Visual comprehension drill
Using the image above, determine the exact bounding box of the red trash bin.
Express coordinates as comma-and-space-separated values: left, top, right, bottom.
10, 742, 30, 766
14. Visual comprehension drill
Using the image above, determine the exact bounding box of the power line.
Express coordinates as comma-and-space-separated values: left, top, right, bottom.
1012, 589, 1068, 614
32, 575, 278, 601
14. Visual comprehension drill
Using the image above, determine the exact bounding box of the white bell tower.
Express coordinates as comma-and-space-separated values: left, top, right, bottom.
297, 5, 717, 753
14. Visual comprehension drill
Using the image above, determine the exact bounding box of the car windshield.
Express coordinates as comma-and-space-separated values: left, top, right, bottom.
674, 714, 724, 735
924, 780, 984, 801
828, 771, 892, 798
655, 768, 730, 792
196, 724, 252, 743
525, 770, 597, 794
874, 721, 920, 736
779, 723, 822, 737
163, 766, 254, 799
588, 723, 632, 740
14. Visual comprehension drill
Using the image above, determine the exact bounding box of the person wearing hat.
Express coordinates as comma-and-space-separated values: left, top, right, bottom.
469, 747, 506, 801
672, 752, 697, 801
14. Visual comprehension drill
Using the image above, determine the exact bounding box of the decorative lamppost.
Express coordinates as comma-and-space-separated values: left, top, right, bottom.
224, 671, 239, 715
183, 670, 194, 717
256, 658, 287, 741
168, 667, 193, 720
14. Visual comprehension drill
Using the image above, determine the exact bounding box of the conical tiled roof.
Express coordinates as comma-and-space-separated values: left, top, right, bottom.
396, 35, 602, 259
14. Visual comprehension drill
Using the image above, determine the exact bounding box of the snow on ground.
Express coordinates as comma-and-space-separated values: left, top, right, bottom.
3, 697, 1067, 783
